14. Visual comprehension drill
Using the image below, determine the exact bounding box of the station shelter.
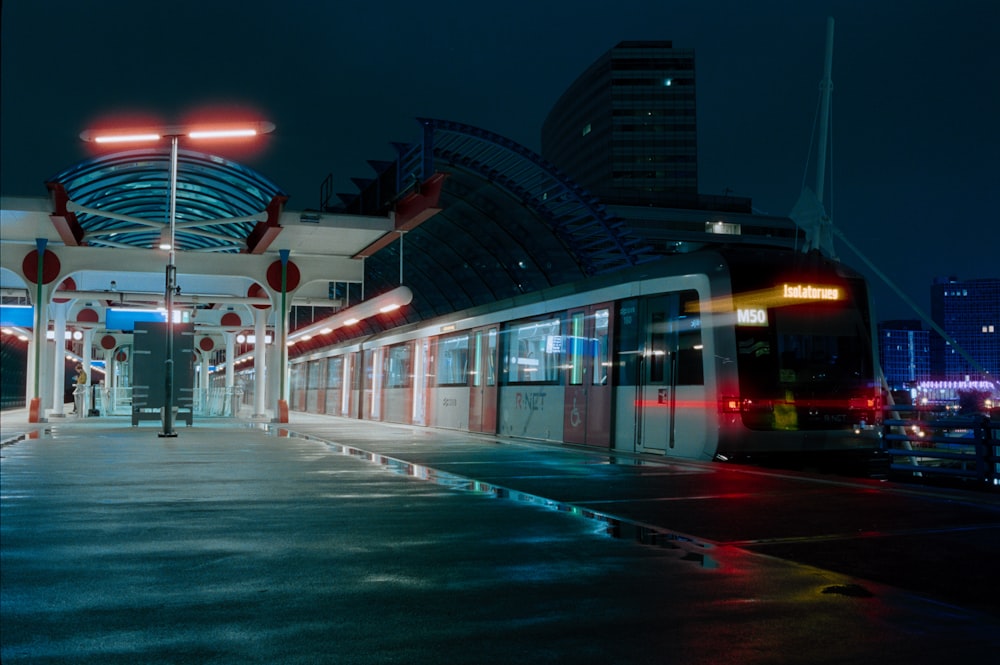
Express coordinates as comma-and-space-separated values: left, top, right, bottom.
0, 118, 657, 423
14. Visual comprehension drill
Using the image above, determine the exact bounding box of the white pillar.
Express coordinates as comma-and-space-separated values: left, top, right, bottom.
224, 332, 236, 416
25, 338, 37, 409
28, 261, 53, 422
199, 351, 210, 412
254, 308, 268, 417
268, 336, 280, 417
50, 303, 68, 417
81, 328, 94, 416
280, 303, 290, 410
101, 348, 113, 414
224, 332, 235, 390
107, 349, 116, 390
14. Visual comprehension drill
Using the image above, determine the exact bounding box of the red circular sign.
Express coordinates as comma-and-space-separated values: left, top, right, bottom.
22, 249, 61, 285
220, 312, 242, 330
248, 283, 270, 309
77, 308, 100, 325
101, 335, 117, 350
266, 260, 300, 292
52, 277, 76, 303
116, 350, 127, 362
199, 337, 215, 352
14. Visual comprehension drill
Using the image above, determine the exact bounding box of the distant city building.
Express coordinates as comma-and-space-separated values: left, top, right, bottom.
542, 40, 707, 209
930, 276, 1000, 382
540, 39, 776, 254
878, 320, 930, 392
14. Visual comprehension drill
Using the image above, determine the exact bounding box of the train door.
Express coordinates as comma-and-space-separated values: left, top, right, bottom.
637, 295, 676, 453
412, 338, 429, 425
382, 342, 413, 424
324, 356, 342, 416
289, 364, 304, 411
343, 352, 357, 418
633, 291, 706, 457
365, 348, 381, 420
563, 304, 613, 447
468, 326, 498, 433
306, 359, 323, 413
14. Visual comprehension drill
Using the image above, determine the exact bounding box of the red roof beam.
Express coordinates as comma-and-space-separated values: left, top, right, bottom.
353, 173, 447, 259
45, 182, 85, 246
245, 194, 288, 254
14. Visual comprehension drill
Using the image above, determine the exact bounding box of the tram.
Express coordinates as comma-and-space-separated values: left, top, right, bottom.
287, 246, 883, 461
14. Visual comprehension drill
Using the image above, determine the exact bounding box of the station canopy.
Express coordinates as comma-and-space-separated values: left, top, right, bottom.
46, 148, 287, 253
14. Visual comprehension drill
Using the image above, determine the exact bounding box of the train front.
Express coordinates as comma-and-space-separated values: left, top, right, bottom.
715, 251, 883, 461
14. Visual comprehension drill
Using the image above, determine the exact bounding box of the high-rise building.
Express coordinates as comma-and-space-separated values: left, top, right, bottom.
878, 320, 930, 392
542, 40, 699, 207
930, 276, 1000, 381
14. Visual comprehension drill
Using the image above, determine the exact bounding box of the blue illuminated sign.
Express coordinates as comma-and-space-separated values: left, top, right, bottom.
105, 308, 167, 330
0, 305, 34, 328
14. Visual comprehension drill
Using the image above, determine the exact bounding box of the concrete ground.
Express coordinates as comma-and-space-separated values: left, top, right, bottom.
2, 411, 999, 664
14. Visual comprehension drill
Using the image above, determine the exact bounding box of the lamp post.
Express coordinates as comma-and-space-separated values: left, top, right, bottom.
80, 121, 275, 436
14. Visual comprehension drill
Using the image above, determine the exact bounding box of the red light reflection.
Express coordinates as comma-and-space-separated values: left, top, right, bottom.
634, 397, 878, 412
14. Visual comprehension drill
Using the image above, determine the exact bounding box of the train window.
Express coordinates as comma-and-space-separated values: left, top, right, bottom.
385, 343, 412, 389
307, 360, 322, 390
772, 304, 871, 389
569, 312, 585, 385
474, 331, 483, 388
649, 308, 668, 384
436, 334, 469, 386
326, 357, 343, 389
621, 292, 703, 387
472, 329, 499, 387
503, 317, 561, 384
616, 299, 640, 386
676, 291, 704, 385
592, 308, 610, 386
486, 328, 497, 387
361, 352, 372, 392
736, 297, 875, 431
290, 364, 306, 393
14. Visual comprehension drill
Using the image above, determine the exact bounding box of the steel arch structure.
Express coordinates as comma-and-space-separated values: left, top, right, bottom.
333, 118, 652, 338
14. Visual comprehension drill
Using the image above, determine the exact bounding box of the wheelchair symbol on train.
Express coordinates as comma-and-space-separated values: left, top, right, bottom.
570, 397, 581, 428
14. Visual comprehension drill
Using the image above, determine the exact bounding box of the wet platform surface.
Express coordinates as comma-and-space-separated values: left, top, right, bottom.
2, 411, 999, 663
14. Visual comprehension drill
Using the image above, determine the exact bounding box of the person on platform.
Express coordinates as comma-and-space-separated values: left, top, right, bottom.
72, 363, 87, 416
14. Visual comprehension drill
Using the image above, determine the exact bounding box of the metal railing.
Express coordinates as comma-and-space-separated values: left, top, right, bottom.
92, 386, 132, 416
881, 406, 998, 488
193, 387, 244, 417
76, 385, 253, 419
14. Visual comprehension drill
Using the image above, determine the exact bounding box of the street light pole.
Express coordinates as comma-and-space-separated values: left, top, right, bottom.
162, 135, 179, 437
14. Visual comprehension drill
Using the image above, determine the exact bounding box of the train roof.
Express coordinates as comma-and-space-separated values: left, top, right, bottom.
289, 246, 866, 358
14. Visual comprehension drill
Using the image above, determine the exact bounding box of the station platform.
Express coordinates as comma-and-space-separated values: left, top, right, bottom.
2, 410, 999, 663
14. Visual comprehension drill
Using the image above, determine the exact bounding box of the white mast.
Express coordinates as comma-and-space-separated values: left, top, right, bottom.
790, 16, 837, 258
815, 17, 835, 204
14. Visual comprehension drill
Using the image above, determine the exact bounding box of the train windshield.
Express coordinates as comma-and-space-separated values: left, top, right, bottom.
735, 292, 876, 431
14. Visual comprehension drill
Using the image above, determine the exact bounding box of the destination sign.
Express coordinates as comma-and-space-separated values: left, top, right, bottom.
781, 284, 841, 301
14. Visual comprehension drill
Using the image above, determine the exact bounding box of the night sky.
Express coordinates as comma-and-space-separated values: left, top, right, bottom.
2, 0, 997, 322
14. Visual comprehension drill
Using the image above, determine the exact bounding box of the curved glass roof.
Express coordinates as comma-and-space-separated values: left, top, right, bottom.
46, 148, 286, 253
294, 119, 653, 350
354, 119, 651, 321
